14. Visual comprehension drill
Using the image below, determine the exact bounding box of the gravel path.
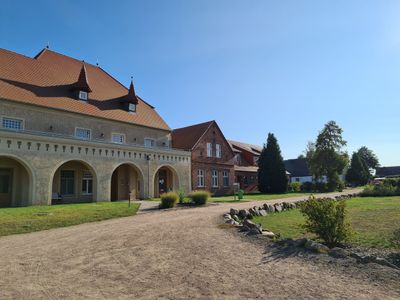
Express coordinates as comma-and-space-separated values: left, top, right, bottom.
0, 190, 399, 299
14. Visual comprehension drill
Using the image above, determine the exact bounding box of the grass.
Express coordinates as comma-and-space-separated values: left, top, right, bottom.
0, 201, 140, 237
210, 192, 309, 203
252, 196, 400, 249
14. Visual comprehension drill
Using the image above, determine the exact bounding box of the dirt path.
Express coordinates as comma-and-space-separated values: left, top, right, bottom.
0, 190, 399, 299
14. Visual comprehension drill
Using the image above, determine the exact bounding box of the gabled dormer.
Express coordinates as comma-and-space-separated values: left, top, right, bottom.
71, 63, 92, 102
120, 78, 139, 113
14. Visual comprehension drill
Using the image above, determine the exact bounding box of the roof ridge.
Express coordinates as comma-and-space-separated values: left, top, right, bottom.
34, 48, 100, 69
0, 47, 37, 61
173, 120, 215, 131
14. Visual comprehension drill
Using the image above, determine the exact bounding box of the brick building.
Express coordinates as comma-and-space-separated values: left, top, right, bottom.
172, 121, 235, 195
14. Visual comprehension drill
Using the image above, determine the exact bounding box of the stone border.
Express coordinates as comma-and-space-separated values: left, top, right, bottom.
222, 193, 400, 271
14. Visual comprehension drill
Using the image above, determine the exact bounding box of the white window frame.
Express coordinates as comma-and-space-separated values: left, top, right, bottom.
1, 116, 24, 131
216, 144, 222, 158
111, 133, 125, 144
128, 103, 136, 113
144, 138, 155, 148
79, 91, 88, 101
197, 169, 205, 187
81, 171, 93, 195
75, 127, 91, 140
212, 170, 219, 188
207, 142, 212, 157
223, 170, 229, 187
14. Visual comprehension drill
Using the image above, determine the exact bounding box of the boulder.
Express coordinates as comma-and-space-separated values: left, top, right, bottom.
232, 215, 240, 223
258, 209, 267, 217
262, 203, 269, 211
223, 213, 232, 220
224, 219, 239, 225
243, 219, 262, 234
329, 247, 349, 258
262, 231, 275, 238
238, 209, 248, 219
248, 208, 257, 216
305, 240, 329, 254
294, 238, 308, 247
230, 208, 239, 216
274, 204, 282, 213
268, 205, 275, 213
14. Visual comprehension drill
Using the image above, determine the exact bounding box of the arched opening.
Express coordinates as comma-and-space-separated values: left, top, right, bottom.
0, 156, 33, 207
154, 165, 179, 198
111, 163, 143, 201
51, 160, 97, 204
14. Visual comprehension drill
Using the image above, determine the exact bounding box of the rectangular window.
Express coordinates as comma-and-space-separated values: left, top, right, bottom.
212, 170, 218, 187
129, 103, 136, 113
60, 170, 75, 195
79, 91, 88, 101
216, 144, 221, 158
0, 173, 10, 193
75, 128, 91, 140
144, 138, 155, 148
2, 117, 23, 130
223, 170, 229, 187
112, 133, 125, 144
82, 171, 93, 195
197, 169, 205, 187
207, 143, 212, 157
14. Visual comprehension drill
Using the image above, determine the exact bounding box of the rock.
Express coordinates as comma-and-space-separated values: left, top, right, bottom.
223, 213, 232, 220
262, 231, 275, 238
238, 209, 248, 219
243, 219, 262, 234
230, 208, 239, 216
305, 240, 329, 254
249, 208, 257, 216
232, 215, 240, 223
224, 219, 239, 225
329, 247, 349, 258
294, 238, 308, 247
263, 203, 269, 211
258, 209, 267, 217
268, 205, 275, 213
274, 204, 282, 213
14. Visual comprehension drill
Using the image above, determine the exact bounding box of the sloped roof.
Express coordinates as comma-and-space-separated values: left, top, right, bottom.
228, 140, 262, 155
0, 48, 170, 130
284, 158, 311, 177
171, 121, 214, 150
375, 166, 400, 177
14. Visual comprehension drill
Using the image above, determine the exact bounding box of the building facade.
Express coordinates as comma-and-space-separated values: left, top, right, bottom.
172, 121, 235, 195
0, 48, 191, 207
228, 140, 261, 192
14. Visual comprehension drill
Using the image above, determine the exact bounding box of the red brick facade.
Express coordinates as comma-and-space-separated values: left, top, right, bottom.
172, 121, 235, 196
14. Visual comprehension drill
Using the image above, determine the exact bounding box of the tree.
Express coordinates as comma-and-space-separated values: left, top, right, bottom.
258, 133, 288, 193
309, 121, 349, 191
346, 152, 370, 186
357, 146, 379, 170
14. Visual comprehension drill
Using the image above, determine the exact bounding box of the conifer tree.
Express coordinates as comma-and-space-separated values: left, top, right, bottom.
346, 152, 370, 186
258, 133, 288, 193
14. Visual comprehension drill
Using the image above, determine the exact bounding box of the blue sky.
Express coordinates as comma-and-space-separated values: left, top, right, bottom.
1, 1, 399, 165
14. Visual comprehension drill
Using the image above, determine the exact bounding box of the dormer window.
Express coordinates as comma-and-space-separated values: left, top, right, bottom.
79, 91, 88, 101
129, 103, 136, 113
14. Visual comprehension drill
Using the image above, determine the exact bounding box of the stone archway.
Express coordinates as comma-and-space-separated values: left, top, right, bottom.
153, 165, 180, 198
111, 163, 144, 201
51, 160, 97, 204
0, 155, 34, 207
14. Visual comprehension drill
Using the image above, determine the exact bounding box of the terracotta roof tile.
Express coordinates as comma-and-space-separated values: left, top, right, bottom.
171, 121, 214, 150
0, 48, 170, 131
228, 140, 262, 155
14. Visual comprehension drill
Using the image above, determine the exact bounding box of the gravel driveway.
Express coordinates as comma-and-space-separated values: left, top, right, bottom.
0, 190, 399, 299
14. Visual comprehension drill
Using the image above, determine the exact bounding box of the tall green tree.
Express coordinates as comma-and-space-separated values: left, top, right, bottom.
357, 146, 379, 170
346, 152, 370, 186
309, 121, 349, 191
258, 133, 288, 193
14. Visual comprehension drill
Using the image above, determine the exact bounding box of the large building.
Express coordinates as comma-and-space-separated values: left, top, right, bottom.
172, 121, 235, 195
0, 48, 191, 207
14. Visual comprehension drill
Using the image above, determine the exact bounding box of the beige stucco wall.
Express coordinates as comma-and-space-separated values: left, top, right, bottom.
0, 101, 191, 206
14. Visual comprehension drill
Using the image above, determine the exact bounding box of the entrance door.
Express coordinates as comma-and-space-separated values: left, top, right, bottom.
0, 169, 12, 207
158, 169, 167, 195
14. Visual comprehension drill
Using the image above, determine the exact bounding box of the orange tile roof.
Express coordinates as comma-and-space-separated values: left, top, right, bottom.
171, 121, 214, 150
0, 48, 170, 131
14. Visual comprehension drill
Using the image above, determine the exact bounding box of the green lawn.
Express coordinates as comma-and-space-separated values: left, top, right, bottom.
0, 201, 140, 237
252, 196, 400, 249
210, 192, 309, 203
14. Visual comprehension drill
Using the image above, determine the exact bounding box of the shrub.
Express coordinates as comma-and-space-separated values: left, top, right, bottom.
159, 192, 179, 209
301, 181, 313, 192
289, 182, 302, 192
238, 189, 244, 200
189, 190, 210, 205
178, 189, 185, 204
360, 183, 399, 197
337, 180, 345, 192
315, 181, 328, 192
299, 196, 352, 246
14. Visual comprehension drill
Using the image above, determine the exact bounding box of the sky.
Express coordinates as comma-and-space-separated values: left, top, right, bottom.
1, 0, 399, 166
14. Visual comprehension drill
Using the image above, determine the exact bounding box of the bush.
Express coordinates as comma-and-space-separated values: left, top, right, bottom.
315, 181, 328, 193
189, 190, 210, 205
337, 180, 345, 192
301, 181, 313, 192
238, 189, 244, 200
178, 189, 185, 204
299, 196, 352, 246
289, 182, 302, 192
159, 192, 179, 209
360, 183, 399, 197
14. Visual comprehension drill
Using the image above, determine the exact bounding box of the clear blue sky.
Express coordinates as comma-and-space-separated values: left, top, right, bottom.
1, 1, 399, 166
